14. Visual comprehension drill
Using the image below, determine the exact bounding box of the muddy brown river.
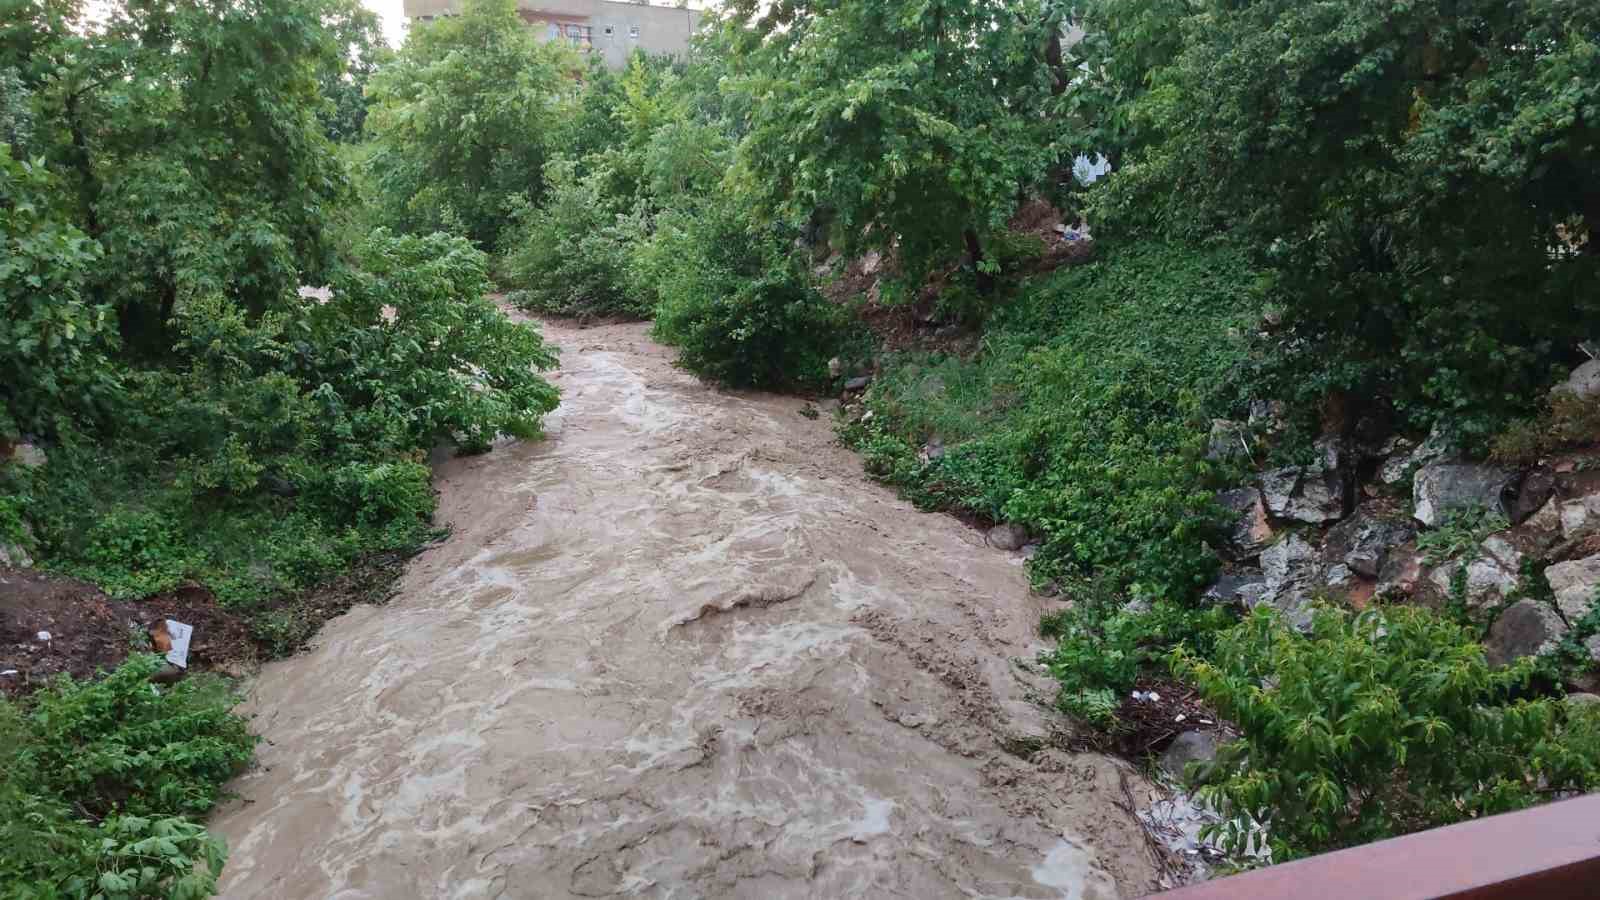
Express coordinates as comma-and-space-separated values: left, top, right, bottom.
213, 319, 1160, 899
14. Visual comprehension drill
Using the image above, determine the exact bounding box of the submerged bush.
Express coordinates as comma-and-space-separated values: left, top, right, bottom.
1175, 605, 1600, 860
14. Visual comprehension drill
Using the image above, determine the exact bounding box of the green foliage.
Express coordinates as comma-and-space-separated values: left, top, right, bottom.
365, 0, 574, 247
648, 198, 858, 390
719, 0, 1064, 286
0, 655, 252, 897
1491, 388, 1600, 466
1041, 580, 1233, 728
1175, 606, 1600, 860
842, 241, 1266, 599
500, 157, 649, 318
0, 145, 117, 439
1090, 0, 1600, 442
1417, 506, 1511, 566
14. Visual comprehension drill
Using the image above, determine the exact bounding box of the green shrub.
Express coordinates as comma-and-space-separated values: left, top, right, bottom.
648, 200, 858, 390
1417, 506, 1510, 567
1174, 605, 1600, 860
843, 240, 1266, 600
0, 655, 253, 897
499, 157, 649, 318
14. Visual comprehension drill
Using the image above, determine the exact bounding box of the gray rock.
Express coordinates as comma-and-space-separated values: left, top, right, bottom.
843, 376, 871, 392
1485, 600, 1569, 667
1546, 554, 1600, 622
987, 522, 1030, 552
1585, 634, 1600, 664
859, 250, 883, 276
1509, 467, 1556, 525
1429, 536, 1522, 614
1379, 426, 1453, 486
1411, 463, 1515, 527
1259, 534, 1322, 629
1259, 441, 1348, 525
1203, 571, 1269, 608
1160, 731, 1219, 780
827, 357, 843, 379
1322, 510, 1415, 578
0, 541, 31, 568
9, 442, 45, 469
1559, 495, 1600, 541
1216, 488, 1272, 560
1558, 358, 1600, 400
1564, 693, 1600, 710
1376, 541, 1427, 599
1206, 419, 1249, 463
920, 438, 945, 463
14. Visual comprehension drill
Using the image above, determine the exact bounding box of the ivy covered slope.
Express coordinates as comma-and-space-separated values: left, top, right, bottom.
1, 0, 559, 618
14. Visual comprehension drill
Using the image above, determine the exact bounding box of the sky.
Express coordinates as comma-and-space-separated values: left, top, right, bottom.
363, 0, 408, 46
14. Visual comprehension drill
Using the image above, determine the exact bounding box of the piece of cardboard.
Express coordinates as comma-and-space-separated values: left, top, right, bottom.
164, 619, 193, 669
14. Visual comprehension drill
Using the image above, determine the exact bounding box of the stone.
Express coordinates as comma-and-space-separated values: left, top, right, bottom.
0, 541, 31, 568
1564, 693, 1600, 710
1202, 571, 1269, 608
920, 438, 945, 463
1160, 731, 1219, 780
1428, 538, 1521, 614
1259, 534, 1322, 629
1248, 399, 1286, 433
1586, 634, 1600, 664
843, 376, 871, 392
827, 357, 844, 379
1376, 541, 1427, 598
1484, 600, 1569, 667
987, 522, 1030, 552
1216, 488, 1272, 560
1509, 467, 1556, 524
860, 250, 883, 276
1411, 462, 1515, 527
1546, 554, 1600, 623
1379, 425, 1453, 486
1322, 510, 1415, 578
1557, 358, 1600, 401
1206, 419, 1249, 462
1558, 494, 1600, 541
1259, 440, 1348, 524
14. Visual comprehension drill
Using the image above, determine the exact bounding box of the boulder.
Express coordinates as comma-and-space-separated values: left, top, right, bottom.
1411, 463, 1515, 527
1376, 541, 1428, 599
1428, 535, 1522, 614
1259, 535, 1321, 629
987, 522, 1030, 552
1484, 600, 1569, 667
843, 376, 871, 392
1565, 693, 1600, 711
0, 541, 31, 568
1586, 634, 1600, 665
1557, 358, 1600, 400
1260, 440, 1348, 525
860, 250, 883, 276
1160, 730, 1219, 780
1216, 488, 1272, 560
1546, 554, 1600, 622
1206, 419, 1250, 463
1202, 571, 1269, 608
1558, 494, 1600, 541
920, 438, 945, 464
9, 442, 45, 469
1322, 510, 1415, 578
1379, 426, 1453, 486
1509, 467, 1556, 524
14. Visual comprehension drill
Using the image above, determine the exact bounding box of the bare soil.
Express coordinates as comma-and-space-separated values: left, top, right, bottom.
210, 317, 1165, 899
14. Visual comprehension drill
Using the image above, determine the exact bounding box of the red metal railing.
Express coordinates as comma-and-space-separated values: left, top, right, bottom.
1149, 793, 1600, 900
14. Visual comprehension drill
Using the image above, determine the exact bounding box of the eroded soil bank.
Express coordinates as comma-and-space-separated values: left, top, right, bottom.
212, 319, 1160, 899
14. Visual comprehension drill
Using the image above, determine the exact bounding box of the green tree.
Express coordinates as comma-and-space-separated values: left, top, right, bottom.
1091, 0, 1600, 440
718, 0, 1064, 291
366, 0, 575, 247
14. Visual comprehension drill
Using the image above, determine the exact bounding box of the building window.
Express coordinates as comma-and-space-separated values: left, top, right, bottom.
603, 25, 613, 36
628, 25, 640, 39
564, 24, 593, 47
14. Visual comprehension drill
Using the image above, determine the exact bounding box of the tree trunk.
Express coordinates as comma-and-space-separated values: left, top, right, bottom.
964, 228, 994, 295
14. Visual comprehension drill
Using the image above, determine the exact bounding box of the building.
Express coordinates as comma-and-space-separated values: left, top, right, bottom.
402, 1, 702, 69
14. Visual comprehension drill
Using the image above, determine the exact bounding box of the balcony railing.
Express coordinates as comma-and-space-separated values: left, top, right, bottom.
1148, 793, 1600, 900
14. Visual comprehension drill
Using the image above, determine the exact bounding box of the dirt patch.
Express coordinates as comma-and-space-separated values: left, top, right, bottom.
1067, 675, 1236, 762
0, 568, 258, 697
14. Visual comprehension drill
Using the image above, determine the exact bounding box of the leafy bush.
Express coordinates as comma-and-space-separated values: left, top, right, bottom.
1174, 606, 1600, 860
1417, 506, 1511, 566
648, 200, 857, 390
0, 655, 254, 897
499, 157, 649, 318
842, 241, 1266, 600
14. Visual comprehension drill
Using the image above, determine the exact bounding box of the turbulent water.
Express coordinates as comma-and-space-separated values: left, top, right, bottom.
213, 319, 1160, 899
